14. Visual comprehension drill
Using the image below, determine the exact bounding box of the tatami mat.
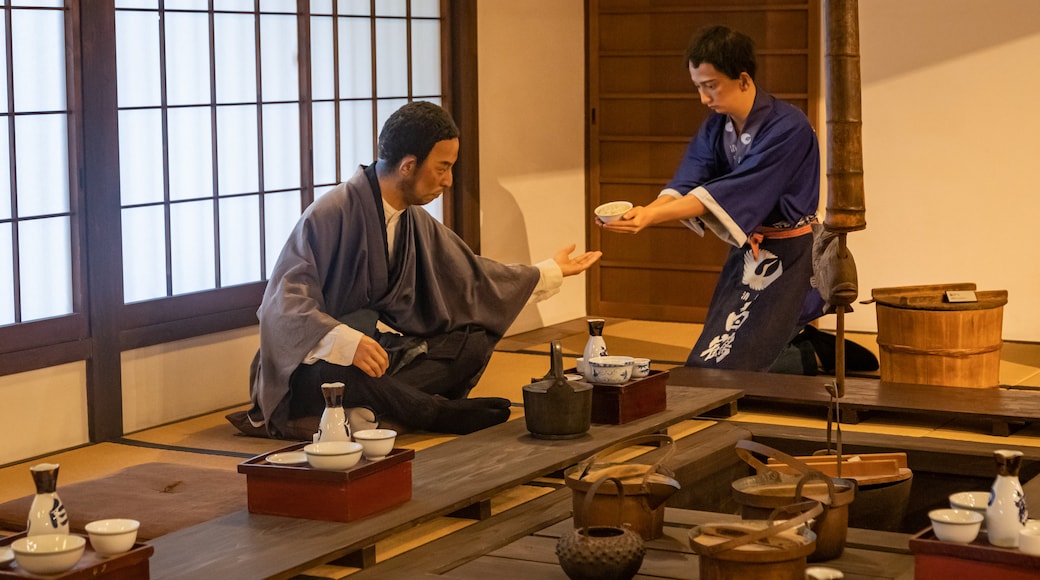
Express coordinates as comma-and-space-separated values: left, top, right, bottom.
123, 404, 289, 456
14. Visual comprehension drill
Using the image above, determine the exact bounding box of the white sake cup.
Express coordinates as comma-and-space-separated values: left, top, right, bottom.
632, 357, 651, 378
1020, 528, 1040, 556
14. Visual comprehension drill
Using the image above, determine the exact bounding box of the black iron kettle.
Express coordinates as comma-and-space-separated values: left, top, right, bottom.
522, 341, 593, 439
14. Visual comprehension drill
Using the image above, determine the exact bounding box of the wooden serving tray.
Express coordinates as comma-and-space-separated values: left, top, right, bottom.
588, 369, 669, 425
910, 527, 1040, 580
0, 533, 152, 579
238, 444, 414, 522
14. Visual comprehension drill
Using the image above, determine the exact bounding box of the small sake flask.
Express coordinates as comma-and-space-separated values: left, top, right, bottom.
986, 449, 1027, 547
581, 319, 608, 379
27, 463, 69, 536
583, 319, 608, 362
316, 382, 351, 443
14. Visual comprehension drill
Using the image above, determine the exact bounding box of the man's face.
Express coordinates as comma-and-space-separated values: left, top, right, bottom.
400, 138, 459, 207
689, 62, 745, 116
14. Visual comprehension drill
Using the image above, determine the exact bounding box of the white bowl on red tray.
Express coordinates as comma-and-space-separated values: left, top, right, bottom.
304, 441, 363, 470
928, 508, 983, 543
85, 518, 139, 557
352, 429, 397, 461
0, 546, 13, 567
12, 533, 86, 575
586, 356, 635, 384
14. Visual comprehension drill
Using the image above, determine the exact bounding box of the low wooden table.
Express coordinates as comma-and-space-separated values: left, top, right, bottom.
148, 385, 741, 579
669, 366, 1040, 436
443, 508, 915, 579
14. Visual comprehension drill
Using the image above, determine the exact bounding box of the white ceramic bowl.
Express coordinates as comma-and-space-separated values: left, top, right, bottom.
586, 355, 635, 384
929, 508, 983, 543
304, 441, 363, 470
594, 201, 633, 224
949, 491, 989, 520
85, 519, 139, 556
352, 429, 397, 461
12, 534, 86, 575
1021, 528, 1040, 555
632, 357, 651, 378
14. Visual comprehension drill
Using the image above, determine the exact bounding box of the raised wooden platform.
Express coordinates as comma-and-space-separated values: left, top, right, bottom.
441, 508, 914, 579
669, 366, 1040, 436
147, 386, 741, 579
348, 421, 752, 578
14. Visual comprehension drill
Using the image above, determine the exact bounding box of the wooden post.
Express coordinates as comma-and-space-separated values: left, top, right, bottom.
824, 0, 867, 233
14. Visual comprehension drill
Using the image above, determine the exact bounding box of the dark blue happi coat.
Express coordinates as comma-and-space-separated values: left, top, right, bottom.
663, 90, 821, 371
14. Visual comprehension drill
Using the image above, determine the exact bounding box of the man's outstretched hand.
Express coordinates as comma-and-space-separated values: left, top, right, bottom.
554, 244, 603, 277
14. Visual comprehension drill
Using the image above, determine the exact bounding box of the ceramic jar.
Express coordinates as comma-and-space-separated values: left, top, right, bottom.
27, 463, 69, 537
986, 449, 1027, 547
316, 382, 351, 443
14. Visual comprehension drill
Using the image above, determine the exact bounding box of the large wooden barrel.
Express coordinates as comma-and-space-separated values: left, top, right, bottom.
872, 284, 1007, 388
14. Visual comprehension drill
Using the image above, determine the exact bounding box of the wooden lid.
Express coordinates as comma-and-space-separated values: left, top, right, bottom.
871, 283, 1008, 311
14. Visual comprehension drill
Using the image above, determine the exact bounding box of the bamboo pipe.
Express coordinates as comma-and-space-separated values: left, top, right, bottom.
824, 0, 867, 233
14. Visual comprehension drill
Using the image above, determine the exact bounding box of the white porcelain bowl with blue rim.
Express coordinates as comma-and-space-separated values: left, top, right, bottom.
352, 429, 397, 461
586, 356, 635, 384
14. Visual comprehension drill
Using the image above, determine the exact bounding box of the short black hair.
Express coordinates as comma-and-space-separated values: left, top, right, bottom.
377, 101, 460, 167
684, 25, 756, 81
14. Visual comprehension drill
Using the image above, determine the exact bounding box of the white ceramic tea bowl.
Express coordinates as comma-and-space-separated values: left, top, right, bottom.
304, 441, 363, 470
85, 518, 140, 556
575, 357, 587, 377
352, 429, 397, 461
11, 534, 85, 575
594, 201, 633, 224
928, 508, 983, 543
632, 357, 651, 378
586, 355, 634, 384
1020, 527, 1040, 555
949, 491, 989, 521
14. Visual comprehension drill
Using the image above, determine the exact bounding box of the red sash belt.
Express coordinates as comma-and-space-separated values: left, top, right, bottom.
748, 222, 814, 261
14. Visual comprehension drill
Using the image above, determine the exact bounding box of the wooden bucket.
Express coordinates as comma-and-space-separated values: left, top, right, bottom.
732, 441, 854, 562
564, 434, 680, 541
769, 452, 913, 532
690, 501, 822, 580
872, 283, 1007, 388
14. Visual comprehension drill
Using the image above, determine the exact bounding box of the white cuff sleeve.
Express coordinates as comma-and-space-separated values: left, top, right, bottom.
303, 324, 365, 367
528, 258, 563, 304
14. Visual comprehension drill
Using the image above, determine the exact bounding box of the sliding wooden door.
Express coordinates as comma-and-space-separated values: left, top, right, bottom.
587, 0, 819, 322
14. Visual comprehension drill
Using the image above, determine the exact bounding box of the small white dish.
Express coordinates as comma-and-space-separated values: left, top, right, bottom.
266, 451, 308, 466
0, 546, 13, 567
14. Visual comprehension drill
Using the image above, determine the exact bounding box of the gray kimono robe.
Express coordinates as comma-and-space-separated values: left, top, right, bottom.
250, 166, 540, 436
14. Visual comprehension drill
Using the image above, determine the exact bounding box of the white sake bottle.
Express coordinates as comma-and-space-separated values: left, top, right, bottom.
986, 449, 1027, 547
27, 463, 69, 536
316, 382, 351, 443
582, 319, 609, 379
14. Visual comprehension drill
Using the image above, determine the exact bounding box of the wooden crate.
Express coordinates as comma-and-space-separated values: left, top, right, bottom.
589, 369, 669, 424
238, 444, 413, 523
0, 533, 152, 579
910, 527, 1040, 579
